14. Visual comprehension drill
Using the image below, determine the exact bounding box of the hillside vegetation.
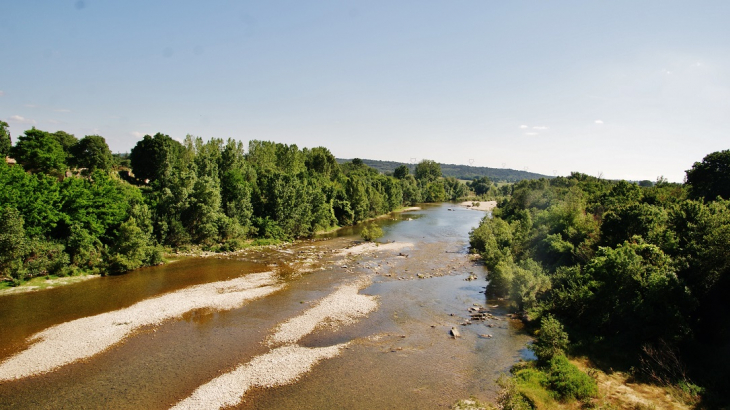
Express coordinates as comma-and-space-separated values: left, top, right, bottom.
337, 158, 550, 182
469, 150, 730, 408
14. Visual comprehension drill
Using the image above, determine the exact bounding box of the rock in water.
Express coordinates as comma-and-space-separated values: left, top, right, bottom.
450, 327, 461, 338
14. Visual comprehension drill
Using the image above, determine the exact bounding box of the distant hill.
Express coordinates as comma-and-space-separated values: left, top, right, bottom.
336, 158, 551, 182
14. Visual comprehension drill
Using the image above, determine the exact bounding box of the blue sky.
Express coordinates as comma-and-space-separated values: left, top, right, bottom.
2, 1, 729, 182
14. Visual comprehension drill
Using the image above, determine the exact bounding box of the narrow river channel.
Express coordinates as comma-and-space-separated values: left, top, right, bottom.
0, 203, 532, 409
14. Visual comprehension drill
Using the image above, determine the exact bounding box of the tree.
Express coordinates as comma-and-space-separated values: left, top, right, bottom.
686, 149, 730, 201
129, 133, 184, 183
581, 240, 690, 344
0, 121, 11, 157
469, 176, 492, 196
0, 207, 28, 278
10, 128, 68, 174
414, 159, 441, 182
361, 224, 383, 242
304, 146, 340, 179
69, 135, 114, 172
393, 164, 410, 179
530, 315, 569, 363
52, 131, 78, 154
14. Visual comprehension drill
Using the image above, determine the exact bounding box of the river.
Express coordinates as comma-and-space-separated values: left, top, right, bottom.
0, 203, 532, 409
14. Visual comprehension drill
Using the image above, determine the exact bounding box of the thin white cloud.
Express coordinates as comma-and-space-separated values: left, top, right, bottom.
519, 125, 528, 129
54, 109, 71, 113
532, 126, 548, 130
525, 132, 538, 136
131, 131, 145, 138
24, 104, 38, 108
595, 120, 604, 125
8, 115, 36, 125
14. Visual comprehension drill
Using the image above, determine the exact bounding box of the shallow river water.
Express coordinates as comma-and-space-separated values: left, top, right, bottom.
0, 203, 532, 409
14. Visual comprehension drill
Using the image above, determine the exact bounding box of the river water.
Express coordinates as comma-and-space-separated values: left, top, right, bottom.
0, 203, 531, 409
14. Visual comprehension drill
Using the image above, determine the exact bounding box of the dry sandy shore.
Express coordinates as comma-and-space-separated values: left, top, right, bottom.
335, 241, 414, 257
170, 343, 349, 410
172, 279, 379, 410
0, 272, 281, 381
268, 279, 378, 346
459, 200, 497, 212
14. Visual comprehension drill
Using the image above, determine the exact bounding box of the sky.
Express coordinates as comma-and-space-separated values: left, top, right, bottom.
2, 1, 729, 182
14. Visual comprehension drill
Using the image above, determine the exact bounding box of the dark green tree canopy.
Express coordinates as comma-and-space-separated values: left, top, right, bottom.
304, 146, 339, 179
10, 127, 68, 174
686, 149, 730, 201
0, 121, 11, 157
52, 131, 78, 154
414, 159, 442, 182
393, 164, 409, 179
129, 133, 184, 183
469, 176, 492, 196
70, 135, 114, 172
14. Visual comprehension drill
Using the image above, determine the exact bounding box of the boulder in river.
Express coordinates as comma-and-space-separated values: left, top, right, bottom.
450, 327, 461, 338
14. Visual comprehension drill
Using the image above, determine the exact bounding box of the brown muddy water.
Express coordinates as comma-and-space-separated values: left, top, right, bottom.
0, 203, 532, 409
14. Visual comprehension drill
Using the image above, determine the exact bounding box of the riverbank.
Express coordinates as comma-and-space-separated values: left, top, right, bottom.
0, 203, 533, 409
459, 200, 497, 212
1, 206, 424, 296
0, 274, 100, 296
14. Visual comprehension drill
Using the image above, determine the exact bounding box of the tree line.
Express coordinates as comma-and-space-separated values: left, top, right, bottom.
338, 157, 550, 182
469, 149, 730, 405
0, 126, 470, 285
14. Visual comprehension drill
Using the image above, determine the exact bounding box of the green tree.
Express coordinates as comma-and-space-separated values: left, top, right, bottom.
470, 217, 514, 270
0, 207, 28, 278
129, 133, 184, 184
304, 146, 340, 179
469, 176, 492, 196
582, 240, 690, 344
52, 131, 78, 154
686, 149, 730, 201
400, 175, 421, 205
0, 121, 11, 157
393, 164, 410, 179
183, 176, 224, 244
0, 160, 63, 237
361, 224, 384, 242
414, 159, 441, 182
69, 135, 114, 172
10, 128, 68, 174
530, 315, 569, 363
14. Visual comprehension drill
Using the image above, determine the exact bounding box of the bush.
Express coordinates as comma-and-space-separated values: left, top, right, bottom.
496, 374, 533, 410
488, 259, 516, 296
216, 238, 248, 252
361, 225, 383, 242
251, 238, 281, 247
530, 315, 569, 363
546, 354, 597, 400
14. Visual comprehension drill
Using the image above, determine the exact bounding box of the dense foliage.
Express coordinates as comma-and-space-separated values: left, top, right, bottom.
1, 128, 474, 286
336, 158, 550, 182
470, 152, 730, 403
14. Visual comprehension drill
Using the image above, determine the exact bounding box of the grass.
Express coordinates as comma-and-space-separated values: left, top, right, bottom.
0, 272, 99, 295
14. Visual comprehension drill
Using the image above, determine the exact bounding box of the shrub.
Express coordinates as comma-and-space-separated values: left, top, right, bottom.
488, 259, 515, 296
251, 238, 281, 247
361, 225, 383, 242
496, 374, 533, 410
530, 315, 569, 363
546, 354, 597, 400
